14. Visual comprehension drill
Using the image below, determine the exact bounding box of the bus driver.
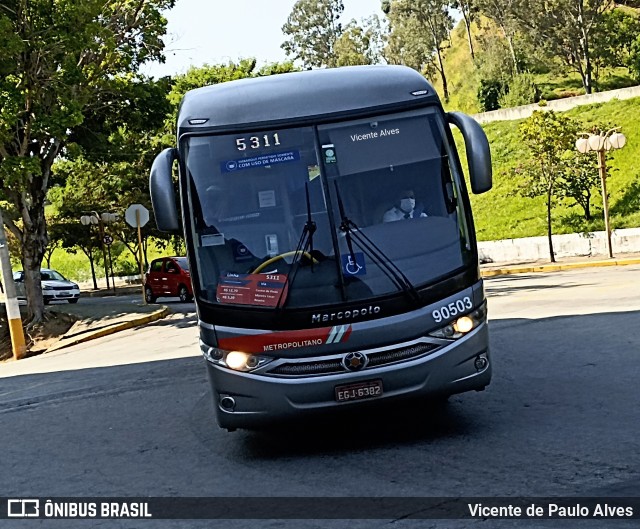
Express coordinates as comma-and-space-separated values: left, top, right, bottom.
382, 189, 428, 222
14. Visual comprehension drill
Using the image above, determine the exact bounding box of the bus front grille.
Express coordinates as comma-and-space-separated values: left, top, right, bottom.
268, 360, 344, 376
367, 342, 439, 367
266, 341, 440, 377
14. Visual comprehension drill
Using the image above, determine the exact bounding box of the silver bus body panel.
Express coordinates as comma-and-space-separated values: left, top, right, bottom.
206, 323, 490, 430
200, 282, 490, 429
201, 282, 485, 358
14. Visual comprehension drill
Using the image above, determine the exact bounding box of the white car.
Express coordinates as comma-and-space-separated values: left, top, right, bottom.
13, 269, 81, 304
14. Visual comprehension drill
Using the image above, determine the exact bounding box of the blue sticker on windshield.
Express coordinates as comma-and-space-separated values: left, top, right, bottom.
341, 252, 366, 276
222, 150, 300, 173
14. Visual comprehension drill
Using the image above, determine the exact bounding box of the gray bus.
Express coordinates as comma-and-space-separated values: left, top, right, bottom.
150, 65, 493, 430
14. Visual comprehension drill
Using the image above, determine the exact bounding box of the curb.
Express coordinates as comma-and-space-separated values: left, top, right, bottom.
45, 306, 170, 353
81, 286, 142, 298
480, 257, 640, 277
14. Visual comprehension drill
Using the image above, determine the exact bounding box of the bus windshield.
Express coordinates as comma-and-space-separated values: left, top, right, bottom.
185, 107, 472, 310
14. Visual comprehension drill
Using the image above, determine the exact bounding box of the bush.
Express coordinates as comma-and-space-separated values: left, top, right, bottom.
478, 79, 506, 111
498, 74, 541, 108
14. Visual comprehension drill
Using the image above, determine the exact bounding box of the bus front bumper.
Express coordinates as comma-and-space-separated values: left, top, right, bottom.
205, 323, 491, 430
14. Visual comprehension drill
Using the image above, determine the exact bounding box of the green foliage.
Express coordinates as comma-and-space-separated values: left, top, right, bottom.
256, 62, 299, 77
628, 35, 640, 81
499, 73, 540, 108
477, 79, 505, 111
467, 97, 640, 242
593, 9, 640, 74
433, 6, 638, 112
334, 16, 384, 66
281, 0, 345, 68
383, 0, 453, 100
514, 110, 579, 196
474, 26, 516, 83
0, 0, 174, 321
558, 151, 600, 221
383, 7, 435, 72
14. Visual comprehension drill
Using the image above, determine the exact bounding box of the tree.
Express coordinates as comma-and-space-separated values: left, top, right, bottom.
334, 16, 385, 66
0, 0, 174, 322
512, 111, 580, 262
476, 0, 522, 74
592, 9, 640, 80
450, 0, 478, 62
510, 0, 613, 94
43, 219, 64, 269
383, 0, 453, 101
383, 5, 435, 73
558, 151, 600, 221
281, 0, 345, 68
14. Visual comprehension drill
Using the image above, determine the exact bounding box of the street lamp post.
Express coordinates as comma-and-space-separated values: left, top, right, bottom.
79, 214, 98, 289
80, 212, 117, 292
575, 129, 626, 259
100, 213, 117, 294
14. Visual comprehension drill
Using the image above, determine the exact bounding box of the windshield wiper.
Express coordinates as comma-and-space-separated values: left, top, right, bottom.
274, 182, 317, 308
334, 182, 421, 305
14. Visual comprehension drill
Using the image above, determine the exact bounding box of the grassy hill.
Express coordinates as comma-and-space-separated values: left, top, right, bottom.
466, 97, 640, 241
433, 17, 638, 114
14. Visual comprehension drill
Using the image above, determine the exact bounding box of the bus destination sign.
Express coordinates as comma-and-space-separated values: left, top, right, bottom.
216, 273, 288, 307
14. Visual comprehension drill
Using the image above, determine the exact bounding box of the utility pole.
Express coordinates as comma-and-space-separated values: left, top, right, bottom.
0, 209, 26, 360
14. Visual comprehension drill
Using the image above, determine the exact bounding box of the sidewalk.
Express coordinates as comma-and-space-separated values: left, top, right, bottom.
1, 284, 169, 361
480, 252, 640, 277
43, 300, 169, 353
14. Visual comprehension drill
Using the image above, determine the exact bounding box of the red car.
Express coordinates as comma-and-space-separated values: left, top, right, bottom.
144, 257, 193, 303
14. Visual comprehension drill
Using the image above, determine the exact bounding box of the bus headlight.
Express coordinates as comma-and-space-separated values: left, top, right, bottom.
200, 341, 273, 372
429, 303, 487, 339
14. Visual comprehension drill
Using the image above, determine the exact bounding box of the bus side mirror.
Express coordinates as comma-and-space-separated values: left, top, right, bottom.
150, 148, 181, 233
447, 112, 492, 194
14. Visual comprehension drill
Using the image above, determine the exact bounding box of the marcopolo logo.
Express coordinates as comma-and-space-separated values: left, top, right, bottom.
311, 305, 381, 324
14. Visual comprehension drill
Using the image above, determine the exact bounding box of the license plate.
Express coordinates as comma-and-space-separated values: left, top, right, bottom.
335, 379, 383, 403
57, 291, 70, 297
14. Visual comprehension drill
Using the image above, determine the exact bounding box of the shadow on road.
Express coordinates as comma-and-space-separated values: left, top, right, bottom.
237, 399, 478, 457
484, 274, 595, 297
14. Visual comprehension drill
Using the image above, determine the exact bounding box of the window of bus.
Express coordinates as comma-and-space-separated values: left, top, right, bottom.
184, 126, 343, 309
318, 108, 473, 299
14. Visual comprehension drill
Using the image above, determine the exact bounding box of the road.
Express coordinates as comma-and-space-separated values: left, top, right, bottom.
1, 266, 639, 528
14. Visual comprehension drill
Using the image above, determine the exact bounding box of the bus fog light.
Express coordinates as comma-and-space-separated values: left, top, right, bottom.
220, 396, 236, 411
226, 351, 249, 370
474, 354, 488, 371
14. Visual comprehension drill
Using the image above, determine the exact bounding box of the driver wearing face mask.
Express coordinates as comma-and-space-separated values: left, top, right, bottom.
382, 189, 428, 222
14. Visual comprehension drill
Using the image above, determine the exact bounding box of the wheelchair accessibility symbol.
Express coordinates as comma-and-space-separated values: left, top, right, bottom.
341, 252, 366, 276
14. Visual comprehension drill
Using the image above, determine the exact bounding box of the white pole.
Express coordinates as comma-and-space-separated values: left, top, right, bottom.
136, 210, 146, 304
0, 209, 26, 360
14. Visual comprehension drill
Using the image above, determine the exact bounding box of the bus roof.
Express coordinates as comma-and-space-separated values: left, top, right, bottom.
177, 65, 439, 134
